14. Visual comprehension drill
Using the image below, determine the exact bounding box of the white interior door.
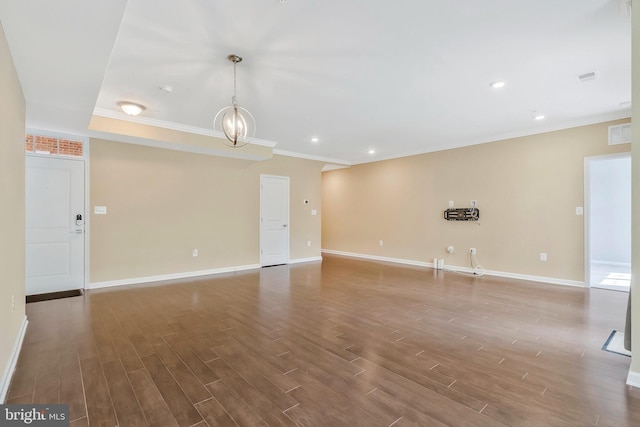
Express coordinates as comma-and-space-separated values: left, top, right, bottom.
26, 156, 85, 295
260, 175, 289, 266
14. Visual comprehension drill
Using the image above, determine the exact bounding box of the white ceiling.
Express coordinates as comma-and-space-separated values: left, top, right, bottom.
0, 0, 632, 165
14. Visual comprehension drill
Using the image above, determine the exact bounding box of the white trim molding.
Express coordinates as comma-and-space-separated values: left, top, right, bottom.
288, 256, 323, 265
272, 149, 351, 166
322, 250, 432, 268
321, 249, 585, 288
477, 268, 585, 288
1, 316, 28, 403
627, 370, 640, 388
88, 264, 261, 290
92, 108, 277, 148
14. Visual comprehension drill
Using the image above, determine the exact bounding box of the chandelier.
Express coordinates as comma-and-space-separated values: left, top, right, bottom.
213, 54, 256, 148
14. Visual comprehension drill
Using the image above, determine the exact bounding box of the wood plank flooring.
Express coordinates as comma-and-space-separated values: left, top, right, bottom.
6, 254, 640, 426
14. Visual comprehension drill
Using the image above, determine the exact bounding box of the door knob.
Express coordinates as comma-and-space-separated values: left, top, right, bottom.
283, 224, 288, 227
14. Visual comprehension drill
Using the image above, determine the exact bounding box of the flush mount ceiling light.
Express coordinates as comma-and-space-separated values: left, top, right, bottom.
213, 54, 256, 148
489, 81, 505, 89
117, 101, 145, 116
534, 114, 545, 121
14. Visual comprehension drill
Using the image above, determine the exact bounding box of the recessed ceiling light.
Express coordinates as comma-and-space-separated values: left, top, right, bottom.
368, 149, 376, 155
117, 101, 145, 116
311, 137, 319, 143
534, 114, 545, 121
489, 81, 505, 89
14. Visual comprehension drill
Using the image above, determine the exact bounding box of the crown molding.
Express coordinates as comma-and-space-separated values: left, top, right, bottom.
92, 108, 278, 148
272, 148, 351, 165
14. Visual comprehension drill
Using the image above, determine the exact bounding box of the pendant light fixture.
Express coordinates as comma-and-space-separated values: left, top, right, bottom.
213, 54, 255, 147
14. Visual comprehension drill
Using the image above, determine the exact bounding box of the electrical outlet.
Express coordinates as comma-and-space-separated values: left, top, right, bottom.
11, 295, 15, 312
470, 200, 477, 208
448, 200, 454, 208
192, 249, 198, 257
379, 240, 384, 246
540, 252, 547, 261
447, 246, 454, 254
470, 248, 477, 255
307, 240, 311, 247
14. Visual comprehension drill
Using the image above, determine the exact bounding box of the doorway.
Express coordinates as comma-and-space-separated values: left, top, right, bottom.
25, 155, 85, 295
585, 153, 631, 291
260, 174, 290, 266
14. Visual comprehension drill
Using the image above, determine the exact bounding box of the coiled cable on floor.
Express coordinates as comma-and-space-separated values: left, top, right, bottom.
443, 252, 485, 277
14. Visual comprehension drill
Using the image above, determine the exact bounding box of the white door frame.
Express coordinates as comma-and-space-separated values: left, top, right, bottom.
583, 152, 631, 287
260, 174, 290, 266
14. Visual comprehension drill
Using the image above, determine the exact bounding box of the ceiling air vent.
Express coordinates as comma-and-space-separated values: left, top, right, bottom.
577, 71, 597, 82
608, 123, 631, 145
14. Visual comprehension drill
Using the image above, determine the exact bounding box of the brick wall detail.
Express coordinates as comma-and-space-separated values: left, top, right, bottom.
25, 134, 83, 157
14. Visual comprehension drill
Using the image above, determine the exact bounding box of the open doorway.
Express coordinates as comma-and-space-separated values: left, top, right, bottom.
585, 153, 631, 291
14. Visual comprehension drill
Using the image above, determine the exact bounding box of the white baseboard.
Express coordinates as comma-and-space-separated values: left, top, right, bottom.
288, 256, 323, 265
1, 315, 28, 403
88, 258, 323, 291
322, 250, 432, 268
321, 249, 585, 288
627, 370, 640, 388
87, 264, 261, 290
478, 268, 585, 288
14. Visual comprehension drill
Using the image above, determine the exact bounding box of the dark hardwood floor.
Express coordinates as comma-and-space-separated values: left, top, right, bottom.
6, 254, 640, 426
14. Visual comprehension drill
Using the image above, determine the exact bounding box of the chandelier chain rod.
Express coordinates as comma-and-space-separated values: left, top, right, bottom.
232, 60, 238, 106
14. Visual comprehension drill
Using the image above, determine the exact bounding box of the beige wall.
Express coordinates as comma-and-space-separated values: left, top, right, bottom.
90, 139, 323, 283
322, 119, 630, 282
630, 0, 639, 379
0, 23, 26, 399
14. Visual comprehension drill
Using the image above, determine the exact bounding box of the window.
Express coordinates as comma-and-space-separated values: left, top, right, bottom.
25, 133, 84, 157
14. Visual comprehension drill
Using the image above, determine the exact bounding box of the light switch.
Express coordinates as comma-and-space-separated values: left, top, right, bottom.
576, 207, 583, 216
311, 210, 317, 215
94, 206, 107, 215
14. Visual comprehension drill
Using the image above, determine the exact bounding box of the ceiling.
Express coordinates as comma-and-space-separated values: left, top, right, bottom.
0, 0, 632, 165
